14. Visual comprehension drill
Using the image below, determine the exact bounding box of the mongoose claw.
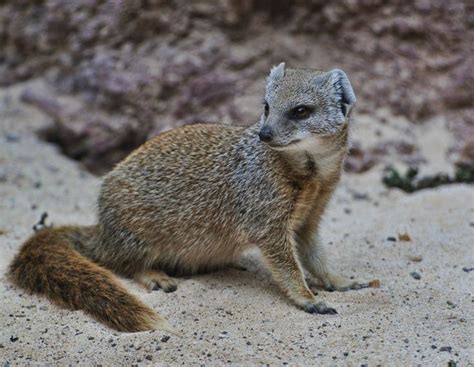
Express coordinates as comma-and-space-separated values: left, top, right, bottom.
303, 302, 338, 315
350, 282, 370, 290
162, 283, 178, 293
329, 281, 369, 292
152, 282, 177, 293
136, 271, 178, 293
325, 285, 336, 292
322, 277, 370, 292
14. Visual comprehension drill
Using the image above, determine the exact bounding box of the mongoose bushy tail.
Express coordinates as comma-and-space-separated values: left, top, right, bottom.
8, 225, 174, 333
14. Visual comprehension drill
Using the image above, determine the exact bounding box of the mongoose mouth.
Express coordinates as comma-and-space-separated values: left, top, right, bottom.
265, 139, 302, 150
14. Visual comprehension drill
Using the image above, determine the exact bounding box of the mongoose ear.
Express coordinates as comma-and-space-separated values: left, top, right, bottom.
328, 69, 356, 118
268, 62, 286, 83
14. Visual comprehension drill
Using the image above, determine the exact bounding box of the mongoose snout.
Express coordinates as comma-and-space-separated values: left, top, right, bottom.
258, 125, 273, 142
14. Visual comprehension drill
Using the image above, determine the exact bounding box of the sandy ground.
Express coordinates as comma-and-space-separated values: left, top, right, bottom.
0, 83, 473, 366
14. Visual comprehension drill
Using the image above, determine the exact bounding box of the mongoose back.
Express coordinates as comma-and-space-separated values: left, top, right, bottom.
9, 63, 368, 333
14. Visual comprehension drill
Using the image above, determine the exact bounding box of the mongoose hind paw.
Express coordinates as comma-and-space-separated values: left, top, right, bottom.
152, 282, 178, 293
136, 270, 178, 293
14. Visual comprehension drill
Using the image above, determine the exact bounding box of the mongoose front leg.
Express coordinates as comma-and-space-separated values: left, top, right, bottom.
135, 270, 178, 293
260, 235, 337, 315
298, 233, 369, 292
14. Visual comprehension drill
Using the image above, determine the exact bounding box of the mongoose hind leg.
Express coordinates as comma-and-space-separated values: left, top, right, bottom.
261, 235, 337, 315
135, 270, 178, 293
298, 235, 368, 293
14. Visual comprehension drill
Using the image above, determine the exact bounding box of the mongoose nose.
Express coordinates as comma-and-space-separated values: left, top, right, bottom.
259, 126, 273, 142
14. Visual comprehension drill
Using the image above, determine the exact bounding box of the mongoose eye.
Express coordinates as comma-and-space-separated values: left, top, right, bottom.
291, 105, 311, 120
264, 102, 270, 117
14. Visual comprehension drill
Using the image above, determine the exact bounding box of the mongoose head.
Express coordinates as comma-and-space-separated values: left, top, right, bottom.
259, 62, 356, 150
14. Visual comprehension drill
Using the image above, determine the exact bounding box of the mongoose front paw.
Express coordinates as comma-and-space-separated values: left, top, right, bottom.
325, 280, 369, 292
303, 302, 338, 315
315, 274, 370, 293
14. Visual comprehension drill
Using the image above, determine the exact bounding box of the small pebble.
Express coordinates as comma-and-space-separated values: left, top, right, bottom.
440, 346, 452, 352
161, 336, 170, 343
398, 232, 411, 241
410, 271, 421, 280
387, 236, 397, 242
368, 279, 381, 288
5, 133, 20, 142
408, 255, 423, 262
352, 192, 369, 200
462, 267, 474, 273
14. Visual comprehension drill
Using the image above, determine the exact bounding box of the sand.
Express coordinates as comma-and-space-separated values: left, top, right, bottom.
0, 83, 473, 365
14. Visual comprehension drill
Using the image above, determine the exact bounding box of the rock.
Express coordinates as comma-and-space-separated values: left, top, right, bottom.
368, 280, 381, 288
408, 255, 423, 262
398, 233, 411, 242
0, 0, 471, 173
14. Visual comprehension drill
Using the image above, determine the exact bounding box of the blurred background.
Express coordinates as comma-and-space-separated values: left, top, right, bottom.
1, 3, 473, 364
1, 0, 473, 176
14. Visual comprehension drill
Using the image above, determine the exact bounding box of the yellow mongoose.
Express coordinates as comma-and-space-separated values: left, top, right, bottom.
9, 63, 367, 333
